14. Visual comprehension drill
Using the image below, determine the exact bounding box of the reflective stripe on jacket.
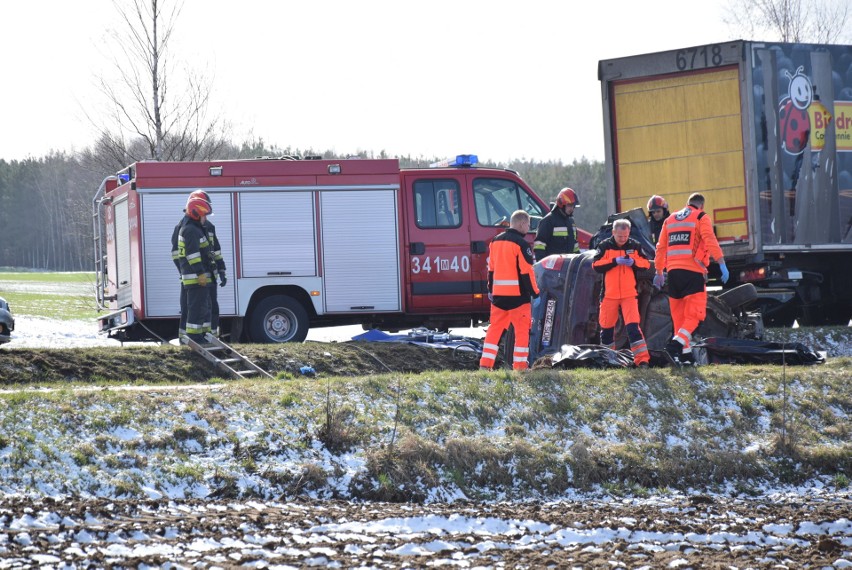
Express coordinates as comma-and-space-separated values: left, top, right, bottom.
178, 219, 213, 286
487, 228, 539, 310
592, 236, 651, 299
203, 219, 226, 274
533, 207, 579, 261
171, 215, 190, 273
655, 205, 724, 274
648, 210, 670, 245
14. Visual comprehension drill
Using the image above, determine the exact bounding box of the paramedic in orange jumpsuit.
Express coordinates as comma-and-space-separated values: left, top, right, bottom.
654, 193, 729, 362
592, 218, 651, 367
479, 210, 540, 370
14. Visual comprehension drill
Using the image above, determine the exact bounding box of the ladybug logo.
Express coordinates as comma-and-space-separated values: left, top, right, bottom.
779, 66, 813, 156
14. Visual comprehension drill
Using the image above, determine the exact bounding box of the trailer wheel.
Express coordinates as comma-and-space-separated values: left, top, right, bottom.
249, 295, 309, 343
799, 302, 852, 327
753, 299, 796, 328
824, 303, 852, 326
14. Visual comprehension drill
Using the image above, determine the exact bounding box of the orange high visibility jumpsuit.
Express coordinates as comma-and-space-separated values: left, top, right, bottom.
655, 205, 724, 350
592, 235, 651, 366
480, 228, 539, 370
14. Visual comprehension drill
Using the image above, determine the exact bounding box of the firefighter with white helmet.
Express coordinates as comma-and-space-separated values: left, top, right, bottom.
646, 194, 670, 245
533, 187, 580, 261
177, 194, 213, 343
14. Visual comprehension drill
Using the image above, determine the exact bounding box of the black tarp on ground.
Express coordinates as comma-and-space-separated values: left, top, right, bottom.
694, 337, 826, 365
545, 344, 636, 369
541, 338, 825, 369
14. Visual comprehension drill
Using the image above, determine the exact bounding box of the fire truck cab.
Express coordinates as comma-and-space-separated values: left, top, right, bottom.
93, 155, 586, 343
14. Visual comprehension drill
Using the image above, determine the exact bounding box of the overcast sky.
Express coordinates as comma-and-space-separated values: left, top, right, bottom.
2, 0, 737, 164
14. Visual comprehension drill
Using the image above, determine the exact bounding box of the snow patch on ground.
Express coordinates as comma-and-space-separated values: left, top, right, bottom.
2, 315, 489, 349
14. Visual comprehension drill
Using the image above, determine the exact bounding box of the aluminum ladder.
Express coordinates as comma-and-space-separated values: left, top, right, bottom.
185, 333, 273, 380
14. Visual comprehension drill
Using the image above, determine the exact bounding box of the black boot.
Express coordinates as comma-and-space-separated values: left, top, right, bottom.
665, 340, 684, 363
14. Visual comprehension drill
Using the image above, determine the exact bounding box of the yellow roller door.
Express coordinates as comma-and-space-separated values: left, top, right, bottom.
612, 66, 748, 242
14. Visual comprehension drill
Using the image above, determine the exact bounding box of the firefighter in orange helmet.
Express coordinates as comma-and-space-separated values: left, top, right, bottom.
480, 210, 540, 370
190, 190, 227, 337
177, 194, 213, 344
592, 218, 651, 367
646, 194, 670, 245
654, 193, 729, 363
172, 190, 227, 338
533, 187, 580, 261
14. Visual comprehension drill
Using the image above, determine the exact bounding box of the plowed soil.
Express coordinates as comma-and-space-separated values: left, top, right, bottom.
0, 494, 848, 568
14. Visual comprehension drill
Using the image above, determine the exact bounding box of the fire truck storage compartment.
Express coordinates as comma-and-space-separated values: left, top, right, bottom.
141, 191, 236, 318
114, 198, 132, 309
319, 188, 401, 313
239, 192, 317, 278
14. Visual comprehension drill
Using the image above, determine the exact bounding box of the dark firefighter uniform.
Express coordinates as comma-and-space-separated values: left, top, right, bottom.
479, 228, 540, 370
203, 218, 226, 335
533, 206, 579, 261
171, 214, 191, 336
655, 204, 725, 353
648, 207, 670, 245
592, 235, 651, 366
177, 218, 213, 342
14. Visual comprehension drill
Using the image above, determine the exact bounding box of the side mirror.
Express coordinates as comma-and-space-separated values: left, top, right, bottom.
529, 216, 541, 232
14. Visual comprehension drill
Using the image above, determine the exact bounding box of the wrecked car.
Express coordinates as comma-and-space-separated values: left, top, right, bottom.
0, 296, 14, 345
528, 208, 764, 363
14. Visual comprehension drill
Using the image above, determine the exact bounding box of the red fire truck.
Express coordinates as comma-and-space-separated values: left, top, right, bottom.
93, 155, 591, 342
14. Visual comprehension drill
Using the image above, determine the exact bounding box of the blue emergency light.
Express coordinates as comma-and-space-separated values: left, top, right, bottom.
429, 154, 479, 168
117, 173, 131, 184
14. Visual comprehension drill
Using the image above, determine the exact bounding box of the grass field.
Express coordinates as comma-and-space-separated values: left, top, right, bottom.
0, 355, 849, 500
0, 271, 100, 320
0, 270, 849, 501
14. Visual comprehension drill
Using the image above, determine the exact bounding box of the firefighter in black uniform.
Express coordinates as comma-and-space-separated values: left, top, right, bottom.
172, 190, 227, 339
647, 194, 670, 245
533, 187, 580, 261
177, 195, 213, 343
171, 207, 192, 338
191, 190, 227, 336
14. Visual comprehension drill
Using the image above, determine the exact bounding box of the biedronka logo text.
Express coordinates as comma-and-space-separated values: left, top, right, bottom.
779, 66, 852, 154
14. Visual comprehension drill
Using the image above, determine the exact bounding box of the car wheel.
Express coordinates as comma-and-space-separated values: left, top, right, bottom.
716, 284, 758, 311
696, 296, 736, 339
249, 295, 309, 343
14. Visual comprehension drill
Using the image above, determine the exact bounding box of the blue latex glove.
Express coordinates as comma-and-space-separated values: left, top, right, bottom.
719, 262, 729, 284
615, 256, 634, 266
532, 296, 541, 311
653, 273, 665, 289
487, 292, 494, 303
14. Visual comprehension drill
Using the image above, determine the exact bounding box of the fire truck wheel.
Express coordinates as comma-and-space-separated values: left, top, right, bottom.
250, 295, 309, 343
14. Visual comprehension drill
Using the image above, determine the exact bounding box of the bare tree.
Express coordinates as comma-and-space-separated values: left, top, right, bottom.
724, 0, 850, 43
89, 0, 229, 169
